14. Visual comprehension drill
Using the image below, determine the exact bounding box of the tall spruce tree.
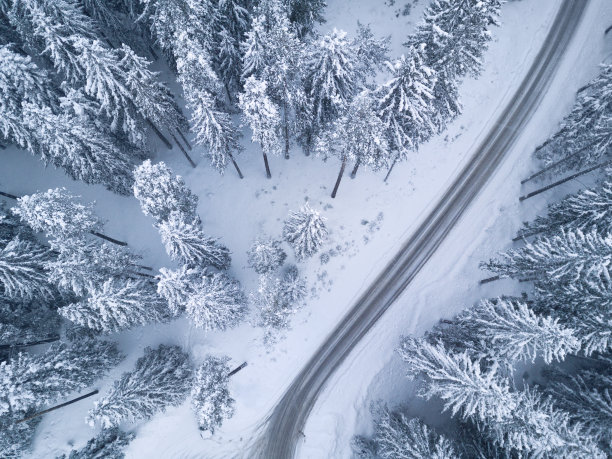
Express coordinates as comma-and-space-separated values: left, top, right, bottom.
282, 203, 328, 261
88, 345, 192, 428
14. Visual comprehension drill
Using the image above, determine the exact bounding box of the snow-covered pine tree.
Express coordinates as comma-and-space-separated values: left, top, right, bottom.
88, 345, 192, 428
59, 277, 170, 333
282, 203, 328, 261
490, 387, 604, 457
352, 406, 458, 459
8, 0, 99, 82
213, 0, 251, 98
374, 47, 437, 163
238, 76, 283, 177
0, 297, 60, 347
533, 275, 612, 356
317, 91, 390, 197
255, 266, 306, 343
546, 369, 612, 446
398, 337, 517, 422
0, 236, 54, 300
190, 355, 235, 434
352, 23, 389, 80
185, 272, 247, 331
305, 29, 358, 133
255, 2, 304, 159
246, 236, 287, 274
60, 427, 135, 459
286, 0, 325, 38
0, 339, 123, 416
133, 160, 198, 223
190, 94, 244, 177
0, 414, 40, 458
120, 44, 188, 136
482, 228, 612, 284
535, 64, 612, 177
408, 0, 501, 130
158, 211, 232, 270
21, 102, 136, 194
13, 187, 101, 240
516, 182, 612, 240
46, 237, 141, 296
241, 15, 267, 81
157, 265, 202, 316
427, 299, 580, 365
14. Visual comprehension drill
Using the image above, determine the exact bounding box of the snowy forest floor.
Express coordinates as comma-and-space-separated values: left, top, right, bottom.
0, 0, 610, 458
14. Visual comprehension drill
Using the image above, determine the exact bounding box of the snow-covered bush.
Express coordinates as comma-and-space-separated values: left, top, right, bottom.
282, 203, 328, 261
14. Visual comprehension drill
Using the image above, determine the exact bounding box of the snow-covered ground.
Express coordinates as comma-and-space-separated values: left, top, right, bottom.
1, 0, 610, 458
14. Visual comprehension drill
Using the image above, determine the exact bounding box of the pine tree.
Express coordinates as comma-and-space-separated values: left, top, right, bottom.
353, 406, 458, 459
21, 102, 136, 194
190, 95, 244, 176
158, 212, 232, 269
255, 266, 306, 343
408, 0, 501, 129
428, 299, 580, 365
546, 370, 612, 446
59, 278, 170, 333
254, 3, 304, 159
241, 15, 267, 81
185, 272, 247, 331
246, 236, 287, 274
0, 236, 54, 300
534, 64, 612, 177
482, 228, 612, 284
133, 160, 199, 223
47, 237, 141, 296
287, 0, 325, 38
88, 345, 192, 428
398, 337, 517, 422
374, 47, 437, 161
516, 182, 612, 240
352, 23, 389, 80
13, 187, 101, 239
191, 355, 235, 434
157, 265, 202, 316
317, 91, 390, 196
306, 29, 358, 131
238, 76, 282, 177
0, 414, 40, 458
0, 339, 123, 416
61, 427, 135, 459
282, 203, 328, 261
120, 44, 188, 134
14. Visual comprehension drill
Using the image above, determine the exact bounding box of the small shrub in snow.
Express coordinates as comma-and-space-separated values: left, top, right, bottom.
246, 237, 287, 274
282, 203, 328, 261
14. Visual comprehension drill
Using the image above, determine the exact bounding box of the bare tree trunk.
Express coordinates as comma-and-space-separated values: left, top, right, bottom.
90, 231, 127, 247
384, 156, 398, 183
263, 152, 272, 179
146, 119, 173, 150
229, 153, 244, 179
480, 275, 501, 285
350, 158, 361, 179
331, 155, 347, 199
177, 129, 192, 150
283, 101, 290, 160
605, 24, 612, 34
521, 143, 597, 184
0, 191, 18, 200
171, 133, 196, 168
16, 390, 99, 424
0, 335, 60, 350
228, 362, 247, 377
520, 159, 612, 201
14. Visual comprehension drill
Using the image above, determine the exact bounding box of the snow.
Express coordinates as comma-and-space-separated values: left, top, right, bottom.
0, 0, 609, 457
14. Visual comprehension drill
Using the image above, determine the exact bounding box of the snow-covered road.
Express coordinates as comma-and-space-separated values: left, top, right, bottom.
256, 1, 589, 457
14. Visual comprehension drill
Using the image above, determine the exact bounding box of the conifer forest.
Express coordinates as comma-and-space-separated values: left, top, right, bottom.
0, 0, 611, 457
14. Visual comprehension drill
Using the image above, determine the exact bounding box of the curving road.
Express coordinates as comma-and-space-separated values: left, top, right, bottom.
257, 1, 588, 457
